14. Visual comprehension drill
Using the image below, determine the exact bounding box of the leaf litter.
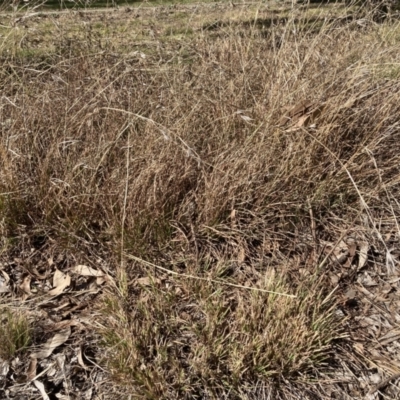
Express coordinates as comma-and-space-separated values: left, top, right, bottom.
0, 248, 113, 399
1, 3, 400, 399
48, 269, 71, 296
31, 328, 71, 359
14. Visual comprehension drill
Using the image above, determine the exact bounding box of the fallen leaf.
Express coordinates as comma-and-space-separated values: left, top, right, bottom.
386, 249, 397, 276
56, 354, 66, 371
53, 269, 66, 287
77, 347, 88, 370
279, 100, 314, 126
0, 274, 10, 293
344, 238, 357, 268
137, 277, 161, 286
27, 357, 37, 381
358, 272, 377, 287
19, 275, 32, 299
0, 360, 9, 377
343, 97, 357, 109
347, 239, 357, 258
279, 99, 324, 128
1, 270, 10, 283
33, 380, 50, 400
329, 273, 340, 286
71, 265, 104, 277
31, 328, 71, 359
96, 276, 107, 285
358, 242, 369, 270
327, 240, 349, 265
240, 114, 253, 122
48, 269, 71, 296
295, 113, 311, 128
344, 289, 357, 300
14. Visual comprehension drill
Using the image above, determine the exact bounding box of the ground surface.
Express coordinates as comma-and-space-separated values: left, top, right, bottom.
1, 1, 400, 399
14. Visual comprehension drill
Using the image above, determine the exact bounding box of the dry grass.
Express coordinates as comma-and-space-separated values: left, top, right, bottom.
0, 308, 31, 361
100, 270, 343, 398
1, 0, 400, 398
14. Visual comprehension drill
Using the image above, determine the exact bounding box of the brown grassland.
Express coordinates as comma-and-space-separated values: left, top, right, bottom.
1, 0, 400, 398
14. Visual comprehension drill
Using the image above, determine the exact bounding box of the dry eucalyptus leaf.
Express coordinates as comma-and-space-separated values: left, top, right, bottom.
96, 276, 107, 286
71, 265, 104, 277
19, 275, 32, 299
280, 99, 324, 129
358, 242, 369, 270
295, 113, 311, 128
27, 357, 37, 381
1, 270, 10, 283
56, 354, 66, 371
329, 273, 340, 286
33, 380, 50, 400
345, 289, 357, 300
53, 269, 67, 287
240, 114, 253, 122
31, 328, 71, 359
329, 240, 349, 265
137, 277, 161, 286
77, 347, 88, 370
48, 269, 71, 296
347, 239, 357, 258
0, 360, 9, 377
0, 276, 9, 293
279, 99, 314, 126
386, 249, 397, 276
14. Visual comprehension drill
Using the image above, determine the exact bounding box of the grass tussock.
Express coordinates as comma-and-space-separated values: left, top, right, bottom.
0, 308, 31, 361
1, 1, 400, 398
100, 271, 343, 398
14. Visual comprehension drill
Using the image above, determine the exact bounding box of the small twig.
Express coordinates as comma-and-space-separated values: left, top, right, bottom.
126, 254, 297, 298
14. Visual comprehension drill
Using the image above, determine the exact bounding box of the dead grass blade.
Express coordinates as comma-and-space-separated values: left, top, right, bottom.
126, 254, 296, 297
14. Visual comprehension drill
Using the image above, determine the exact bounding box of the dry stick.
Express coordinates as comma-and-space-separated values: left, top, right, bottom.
125, 254, 297, 298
